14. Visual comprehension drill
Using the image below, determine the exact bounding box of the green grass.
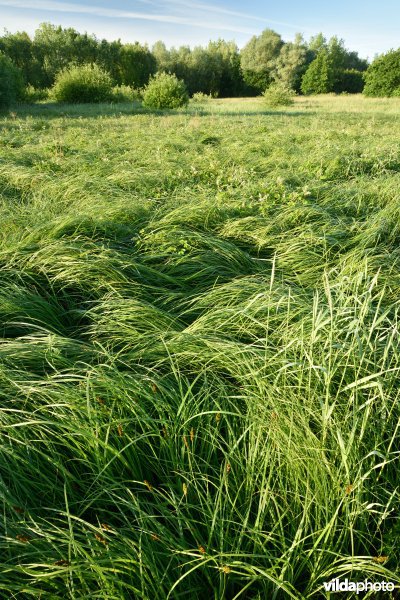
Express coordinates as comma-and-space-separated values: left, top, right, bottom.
0, 94, 399, 599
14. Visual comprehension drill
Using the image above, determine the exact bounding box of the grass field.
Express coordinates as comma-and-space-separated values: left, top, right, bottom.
0, 94, 399, 599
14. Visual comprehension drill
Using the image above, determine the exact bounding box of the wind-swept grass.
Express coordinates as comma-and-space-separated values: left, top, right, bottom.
0, 95, 399, 598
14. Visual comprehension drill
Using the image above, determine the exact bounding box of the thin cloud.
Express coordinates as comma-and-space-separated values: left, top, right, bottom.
0, 0, 258, 34
166, 0, 311, 31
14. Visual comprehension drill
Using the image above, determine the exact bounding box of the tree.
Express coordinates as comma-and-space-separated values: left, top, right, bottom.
118, 43, 156, 87
336, 69, 365, 93
33, 23, 98, 87
301, 36, 368, 94
152, 41, 173, 73
97, 38, 122, 83
240, 29, 284, 93
273, 34, 307, 91
208, 40, 243, 97
301, 50, 333, 94
308, 33, 327, 55
152, 40, 243, 97
0, 30, 41, 86
0, 51, 24, 108
363, 49, 400, 97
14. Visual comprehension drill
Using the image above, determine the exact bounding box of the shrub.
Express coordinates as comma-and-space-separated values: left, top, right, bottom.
0, 52, 24, 109
52, 63, 113, 103
111, 85, 141, 103
23, 84, 49, 103
364, 49, 400, 97
142, 72, 189, 109
262, 82, 295, 107
335, 69, 365, 94
191, 91, 212, 103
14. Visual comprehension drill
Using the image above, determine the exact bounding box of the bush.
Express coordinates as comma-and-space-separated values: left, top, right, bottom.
142, 72, 189, 109
364, 49, 400, 97
335, 69, 365, 94
111, 85, 141, 103
262, 82, 295, 107
22, 84, 49, 103
191, 91, 212, 103
0, 52, 24, 109
52, 63, 113, 103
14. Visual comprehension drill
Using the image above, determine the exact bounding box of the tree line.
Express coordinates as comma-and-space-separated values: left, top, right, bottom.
0, 23, 370, 97
1, 23, 399, 101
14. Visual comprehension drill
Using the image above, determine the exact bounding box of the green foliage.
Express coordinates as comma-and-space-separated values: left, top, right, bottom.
97, 38, 123, 83
22, 84, 49, 102
364, 49, 400, 97
0, 24, 370, 99
273, 34, 307, 91
152, 39, 243, 97
118, 42, 156, 87
191, 91, 212, 103
262, 82, 295, 107
336, 69, 365, 93
111, 84, 141, 103
33, 23, 98, 87
240, 29, 284, 93
0, 30, 41, 87
142, 72, 188, 109
210, 39, 243, 97
0, 51, 24, 109
52, 63, 113, 103
301, 36, 367, 95
301, 50, 334, 94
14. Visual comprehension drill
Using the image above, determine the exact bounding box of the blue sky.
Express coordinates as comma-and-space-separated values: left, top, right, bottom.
0, 0, 399, 59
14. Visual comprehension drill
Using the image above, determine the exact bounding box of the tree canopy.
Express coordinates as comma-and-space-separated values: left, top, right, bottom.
0, 23, 377, 103
363, 49, 400, 97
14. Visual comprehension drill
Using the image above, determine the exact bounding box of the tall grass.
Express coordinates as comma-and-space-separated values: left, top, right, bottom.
0, 95, 399, 598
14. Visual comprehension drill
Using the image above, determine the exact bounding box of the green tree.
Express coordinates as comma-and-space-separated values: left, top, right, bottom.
0, 30, 42, 86
97, 38, 123, 83
240, 29, 284, 93
118, 43, 156, 87
33, 23, 98, 87
336, 69, 365, 93
152, 40, 243, 97
301, 36, 367, 94
301, 49, 333, 94
273, 34, 307, 91
209, 40, 243, 97
152, 41, 173, 73
308, 32, 327, 55
0, 51, 24, 108
363, 49, 400, 97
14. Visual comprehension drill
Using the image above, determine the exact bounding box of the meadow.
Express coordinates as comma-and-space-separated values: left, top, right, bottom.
0, 94, 399, 599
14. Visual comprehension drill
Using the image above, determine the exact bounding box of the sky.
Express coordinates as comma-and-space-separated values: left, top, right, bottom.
0, 0, 399, 59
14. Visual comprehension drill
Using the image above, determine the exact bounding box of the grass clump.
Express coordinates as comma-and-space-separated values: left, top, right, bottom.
0, 94, 399, 598
142, 71, 189, 109
52, 63, 113, 103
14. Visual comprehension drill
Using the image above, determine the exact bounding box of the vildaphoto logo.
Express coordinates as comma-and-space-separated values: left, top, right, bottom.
323, 578, 395, 594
